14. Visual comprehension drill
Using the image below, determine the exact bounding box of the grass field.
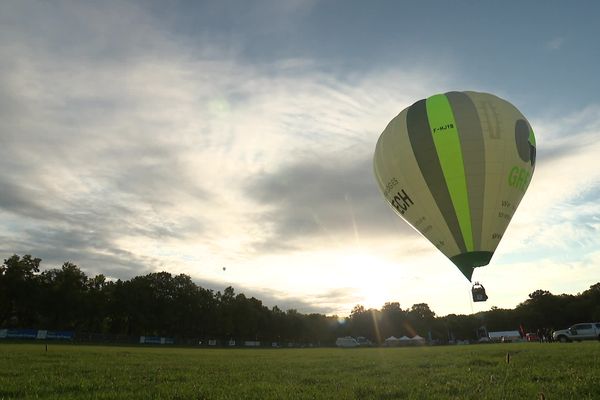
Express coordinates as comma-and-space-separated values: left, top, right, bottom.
1, 342, 599, 399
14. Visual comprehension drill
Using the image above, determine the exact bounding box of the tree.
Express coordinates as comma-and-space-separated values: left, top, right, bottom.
380, 302, 406, 339
84, 274, 109, 333
39, 262, 89, 330
348, 305, 383, 342
305, 313, 337, 345
216, 286, 236, 339
3, 253, 600, 346
0, 254, 42, 327
485, 306, 518, 332
406, 303, 435, 338
283, 309, 306, 343
441, 313, 479, 341
583, 283, 600, 320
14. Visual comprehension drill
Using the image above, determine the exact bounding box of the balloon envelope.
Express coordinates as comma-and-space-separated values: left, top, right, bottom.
373, 91, 535, 280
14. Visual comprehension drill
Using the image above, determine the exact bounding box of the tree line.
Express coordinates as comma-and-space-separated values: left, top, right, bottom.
1, 254, 599, 344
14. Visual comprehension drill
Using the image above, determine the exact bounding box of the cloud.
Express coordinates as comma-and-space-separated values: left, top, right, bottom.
3, 1, 597, 317
0, 2, 218, 276
241, 286, 360, 315
500, 105, 600, 256
0, 0, 450, 283
245, 156, 414, 253
544, 37, 565, 51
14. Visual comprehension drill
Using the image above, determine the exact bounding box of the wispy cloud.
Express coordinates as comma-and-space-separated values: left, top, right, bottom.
1, 1, 598, 316
545, 37, 565, 51
0, 1, 448, 279
503, 105, 600, 252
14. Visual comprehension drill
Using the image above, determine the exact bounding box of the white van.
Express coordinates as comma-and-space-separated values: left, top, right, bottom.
335, 336, 360, 348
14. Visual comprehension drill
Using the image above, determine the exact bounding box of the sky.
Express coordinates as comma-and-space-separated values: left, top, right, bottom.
1, 0, 599, 317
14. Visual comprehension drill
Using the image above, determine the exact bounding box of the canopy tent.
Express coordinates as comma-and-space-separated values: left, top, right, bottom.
384, 335, 425, 346
383, 336, 400, 346
488, 330, 522, 342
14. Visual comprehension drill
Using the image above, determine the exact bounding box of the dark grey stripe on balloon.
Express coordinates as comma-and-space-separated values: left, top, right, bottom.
406, 99, 467, 254
446, 91, 485, 251
515, 119, 531, 163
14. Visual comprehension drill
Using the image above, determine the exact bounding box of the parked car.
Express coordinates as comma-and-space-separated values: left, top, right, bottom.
525, 332, 539, 342
552, 323, 600, 342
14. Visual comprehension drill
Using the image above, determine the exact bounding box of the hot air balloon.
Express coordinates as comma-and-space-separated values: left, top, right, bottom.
373, 91, 535, 285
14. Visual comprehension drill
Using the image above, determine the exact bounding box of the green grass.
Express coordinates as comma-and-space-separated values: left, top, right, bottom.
1, 342, 599, 399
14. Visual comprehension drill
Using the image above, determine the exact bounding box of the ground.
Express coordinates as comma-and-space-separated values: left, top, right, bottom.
1, 342, 599, 399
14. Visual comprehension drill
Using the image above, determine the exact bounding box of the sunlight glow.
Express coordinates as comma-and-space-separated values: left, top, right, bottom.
339, 251, 395, 309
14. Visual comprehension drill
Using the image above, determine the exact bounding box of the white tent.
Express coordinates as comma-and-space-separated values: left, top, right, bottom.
411, 335, 426, 343
383, 336, 400, 346
394, 336, 413, 346
488, 330, 522, 342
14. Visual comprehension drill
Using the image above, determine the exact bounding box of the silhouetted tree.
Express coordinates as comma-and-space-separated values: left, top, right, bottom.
39, 262, 89, 330
0, 255, 42, 327
407, 303, 435, 337
2, 254, 600, 344
380, 302, 406, 339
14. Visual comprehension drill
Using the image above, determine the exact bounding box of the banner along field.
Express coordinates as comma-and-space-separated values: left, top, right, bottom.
1, 342, 599, 399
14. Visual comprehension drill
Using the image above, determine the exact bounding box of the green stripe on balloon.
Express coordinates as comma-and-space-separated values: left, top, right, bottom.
528, 127, 536, 146
426, 94, 474, 252
407, 99, 467, 254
